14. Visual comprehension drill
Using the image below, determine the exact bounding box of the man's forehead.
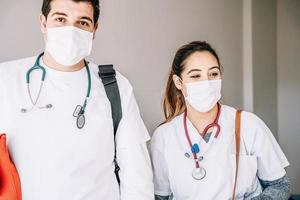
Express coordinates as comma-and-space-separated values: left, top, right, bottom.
49, 0, 94, 18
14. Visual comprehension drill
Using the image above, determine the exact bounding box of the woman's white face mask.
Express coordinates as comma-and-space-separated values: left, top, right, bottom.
45, 26, 93, 66
184, 79, 222, 113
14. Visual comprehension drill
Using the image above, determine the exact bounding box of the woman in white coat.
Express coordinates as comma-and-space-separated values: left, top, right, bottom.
150, 41, 290, 200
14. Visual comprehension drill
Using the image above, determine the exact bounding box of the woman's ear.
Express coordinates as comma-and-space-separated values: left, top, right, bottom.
172, 75, 183, 90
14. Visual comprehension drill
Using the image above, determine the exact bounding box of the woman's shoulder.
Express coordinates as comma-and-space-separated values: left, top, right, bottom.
152, 117, 177, 139
151, 114, 183, 150
222, 104, 274, 151
222, 104, 269, 140
221, 104, 264, 127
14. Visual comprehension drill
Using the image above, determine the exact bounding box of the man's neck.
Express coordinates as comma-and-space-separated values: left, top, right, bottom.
42, 52, 85, 72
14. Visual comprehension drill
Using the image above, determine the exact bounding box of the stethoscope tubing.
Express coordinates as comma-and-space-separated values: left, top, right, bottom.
23, 52, 92, 129
183, 103, 221, 169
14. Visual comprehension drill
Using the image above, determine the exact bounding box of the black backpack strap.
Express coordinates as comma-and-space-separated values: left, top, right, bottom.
98, 64, 122, 184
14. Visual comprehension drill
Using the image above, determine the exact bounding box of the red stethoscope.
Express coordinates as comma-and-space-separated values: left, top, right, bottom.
183, 103, 221, 180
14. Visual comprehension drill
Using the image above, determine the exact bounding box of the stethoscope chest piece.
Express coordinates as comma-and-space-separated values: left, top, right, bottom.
76, 114, 86, 129
192, 167, 206, 180
73, 105, 86, 129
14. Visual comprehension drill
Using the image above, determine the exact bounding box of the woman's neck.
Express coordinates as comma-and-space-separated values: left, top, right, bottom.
42, 52, 85, 72
186, 103, 219, 134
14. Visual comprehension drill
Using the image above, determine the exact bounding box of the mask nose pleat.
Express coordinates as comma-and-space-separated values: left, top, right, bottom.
185, 80, 222, 112
45, 26, 93, 66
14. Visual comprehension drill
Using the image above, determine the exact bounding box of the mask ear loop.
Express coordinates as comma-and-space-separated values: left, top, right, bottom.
179, 78, 190, 102
176, 76, 186, 91
174, 75, 183, 87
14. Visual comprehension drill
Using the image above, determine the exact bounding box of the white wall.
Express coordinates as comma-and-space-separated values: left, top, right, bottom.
252, 0, 278, 136
0, 0, 244, 133
277, 0, 300, 194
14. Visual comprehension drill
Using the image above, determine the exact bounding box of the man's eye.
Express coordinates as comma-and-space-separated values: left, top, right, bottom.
55, 18, 65, 23
80, 21, 89, 26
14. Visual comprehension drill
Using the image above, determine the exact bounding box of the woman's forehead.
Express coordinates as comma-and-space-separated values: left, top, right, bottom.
183, 51, 219, 72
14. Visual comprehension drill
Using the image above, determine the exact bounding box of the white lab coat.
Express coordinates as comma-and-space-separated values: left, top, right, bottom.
150, 105, 289, 200
0, 56, 154, 200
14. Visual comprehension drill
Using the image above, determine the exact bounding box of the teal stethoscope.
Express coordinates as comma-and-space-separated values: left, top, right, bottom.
21, 52, 92, 129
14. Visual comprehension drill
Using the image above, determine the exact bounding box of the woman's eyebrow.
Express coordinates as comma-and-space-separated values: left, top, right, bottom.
208, 66, 220, 70
187, 66, 220, 74
187, 69, 201, 74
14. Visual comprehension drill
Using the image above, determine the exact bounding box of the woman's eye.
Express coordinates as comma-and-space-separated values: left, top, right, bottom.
209, 71, 220, 78
191, 74, 201, 78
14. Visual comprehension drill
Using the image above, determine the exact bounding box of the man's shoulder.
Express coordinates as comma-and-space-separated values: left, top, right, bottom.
0, 56, 36, 68
88, 62, 133, 92
0, 56, 37, 81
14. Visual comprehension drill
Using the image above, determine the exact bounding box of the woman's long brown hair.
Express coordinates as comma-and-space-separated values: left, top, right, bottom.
162, 41, 221, 124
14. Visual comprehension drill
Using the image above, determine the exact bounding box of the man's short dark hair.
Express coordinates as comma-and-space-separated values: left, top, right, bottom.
42, 0, 100, 24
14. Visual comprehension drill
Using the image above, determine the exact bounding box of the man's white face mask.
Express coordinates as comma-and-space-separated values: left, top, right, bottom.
184, 79, 222, 113
45, 26, 93, 66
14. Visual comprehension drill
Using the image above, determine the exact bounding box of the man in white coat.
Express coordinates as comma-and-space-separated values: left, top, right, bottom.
0, 0, 154, 199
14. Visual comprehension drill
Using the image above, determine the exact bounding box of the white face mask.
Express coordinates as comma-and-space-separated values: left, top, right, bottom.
185, 80, 222, 113
45, 26, 93, 66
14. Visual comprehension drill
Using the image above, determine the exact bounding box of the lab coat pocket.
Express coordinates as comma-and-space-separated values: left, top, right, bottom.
230, 154, 260, 199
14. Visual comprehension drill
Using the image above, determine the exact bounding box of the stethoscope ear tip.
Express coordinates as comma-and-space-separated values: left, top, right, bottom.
21, 104, 53, 113
184, 152, 191, 158
39, 104, 53, 109
21, 108, 27, 113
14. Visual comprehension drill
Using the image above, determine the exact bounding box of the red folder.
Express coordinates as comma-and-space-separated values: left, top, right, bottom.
0, 134, 22, 200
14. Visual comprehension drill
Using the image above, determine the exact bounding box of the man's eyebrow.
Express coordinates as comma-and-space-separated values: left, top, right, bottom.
51, 12, 68, 17
80, 16, 93, 23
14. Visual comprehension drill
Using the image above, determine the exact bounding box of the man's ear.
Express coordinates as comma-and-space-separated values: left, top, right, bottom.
173, 75, 183, 90
39, 14, 47, 34
93, 22, 99, 40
